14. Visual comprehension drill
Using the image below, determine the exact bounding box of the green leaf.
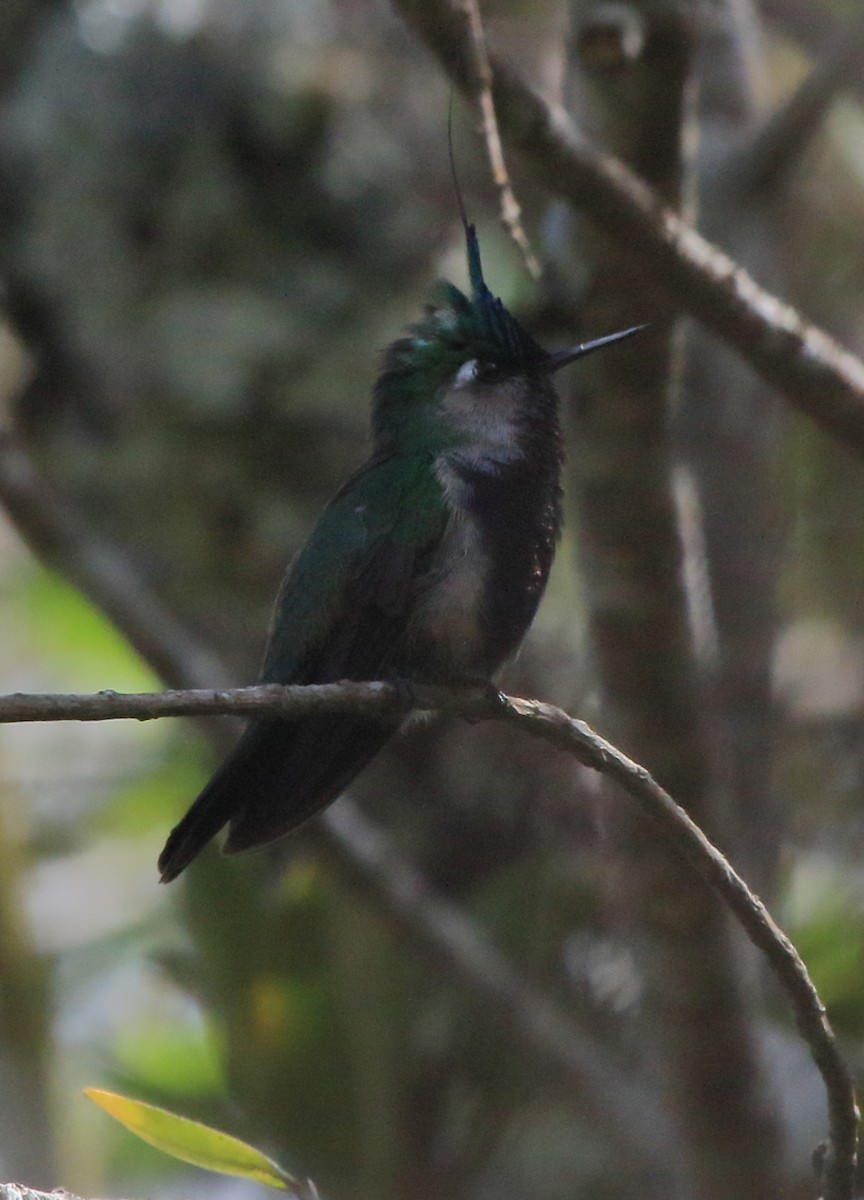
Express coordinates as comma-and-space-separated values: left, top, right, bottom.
85, 1087, 316, 1196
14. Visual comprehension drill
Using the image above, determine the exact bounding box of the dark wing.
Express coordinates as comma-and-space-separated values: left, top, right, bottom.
158, 455, 446, 881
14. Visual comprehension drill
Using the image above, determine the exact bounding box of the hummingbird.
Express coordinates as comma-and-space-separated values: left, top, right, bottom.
158, 222, 643, 882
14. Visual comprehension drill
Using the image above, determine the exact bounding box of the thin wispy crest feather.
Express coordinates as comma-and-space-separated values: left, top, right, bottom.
447, 94, 493, 303
465, 224, 487, 300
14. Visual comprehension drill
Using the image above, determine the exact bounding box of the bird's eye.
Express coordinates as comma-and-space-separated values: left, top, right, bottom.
476, 362, 501, 381
454, 359, 480, 386
453, 359, 499, 387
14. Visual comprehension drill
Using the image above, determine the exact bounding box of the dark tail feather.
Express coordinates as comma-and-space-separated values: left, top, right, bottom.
157, 723, 270, 882
158, 715, 399, 882
222, 713, 398, 853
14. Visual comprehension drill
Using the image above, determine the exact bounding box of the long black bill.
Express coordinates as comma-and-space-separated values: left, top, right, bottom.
541, 323, 649, 374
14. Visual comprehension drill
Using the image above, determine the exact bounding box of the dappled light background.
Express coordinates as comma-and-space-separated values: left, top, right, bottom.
1, 2, 864, 1199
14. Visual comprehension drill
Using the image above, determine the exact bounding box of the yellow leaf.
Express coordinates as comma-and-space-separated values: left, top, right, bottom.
84, 1087, 316, 1196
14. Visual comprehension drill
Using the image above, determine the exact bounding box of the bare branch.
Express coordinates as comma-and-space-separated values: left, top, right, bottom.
0, 677, 856, 1198
0, 213, 854, 1190
731, 11, 864, 194
0, 431, 233, 695
0, 433, 672, 1162
315, 798, 672, 1167
0, 1188, 103, 1200
761, 0, 864, 119
457, 0, 541, 278
394, 0, 864, 458
0, 681, 403, 723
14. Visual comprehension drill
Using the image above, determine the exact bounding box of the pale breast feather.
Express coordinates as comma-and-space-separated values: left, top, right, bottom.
406, 459, 491, 677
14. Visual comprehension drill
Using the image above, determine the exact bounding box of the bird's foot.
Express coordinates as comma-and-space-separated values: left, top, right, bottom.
460, 681, 508, 723
389, 677, 421, 711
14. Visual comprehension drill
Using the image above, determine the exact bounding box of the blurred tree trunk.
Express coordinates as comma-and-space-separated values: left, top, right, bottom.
0, 1, 859, 1197
563, 2, 786, 1196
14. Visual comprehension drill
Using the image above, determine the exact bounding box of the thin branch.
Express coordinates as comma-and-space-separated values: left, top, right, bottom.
0, 679, 856, 1199
0, 432, 672, 1163
0, 417, 854, 1188
393, 0, 864, 458
0, 431, 233, 695
457, 0, 541, 278
496, 693, 859, 1200
563, 8, 785, 1193
314, 798, 673, 1168
731, 10, 864, 195
0, 1188, 99, 1200
760, 0, 864, 117
0, 682, 399, 723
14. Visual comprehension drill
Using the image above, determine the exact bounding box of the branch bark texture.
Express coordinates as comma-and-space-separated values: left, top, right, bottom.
0, 680, 856, 1200
0, 436, 667, 1170
394, 0, 864, 457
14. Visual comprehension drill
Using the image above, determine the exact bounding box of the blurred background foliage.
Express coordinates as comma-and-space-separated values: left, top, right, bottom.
1, 1, 864, 1198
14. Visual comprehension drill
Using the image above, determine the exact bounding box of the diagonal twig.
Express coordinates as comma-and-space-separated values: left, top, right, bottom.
0, 432, 855, 1193
0, 677, 856, 1198
730, 10, 864, 195
457, 0, 541, 277
0, 430, 233, 696
0, 435, 671, 1163
394, 0, 864, 459
315, 797, 672, 1165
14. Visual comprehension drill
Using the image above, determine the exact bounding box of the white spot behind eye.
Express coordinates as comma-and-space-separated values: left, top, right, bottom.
454, 359, 479, 387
